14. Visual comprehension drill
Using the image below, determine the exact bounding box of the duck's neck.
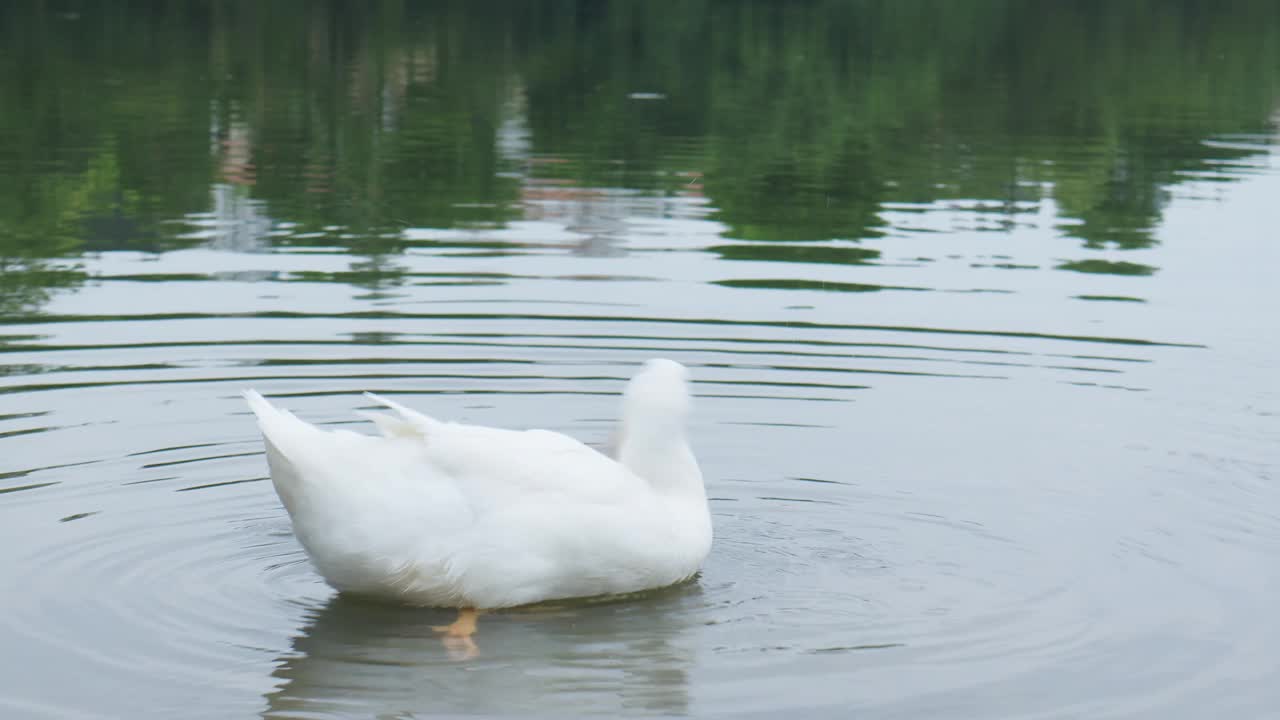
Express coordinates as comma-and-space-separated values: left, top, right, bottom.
617, 416, 704, 498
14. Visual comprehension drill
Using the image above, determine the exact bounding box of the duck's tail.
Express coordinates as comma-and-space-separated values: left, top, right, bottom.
243, 388, 286, 424
243, 390, 334, 514
243, 390, 319, 456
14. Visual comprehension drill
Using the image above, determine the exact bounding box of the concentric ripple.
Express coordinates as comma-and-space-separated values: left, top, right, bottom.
3, 294, 1274, 718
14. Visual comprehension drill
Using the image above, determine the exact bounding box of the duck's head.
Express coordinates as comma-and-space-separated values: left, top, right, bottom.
622, 358, 692, 425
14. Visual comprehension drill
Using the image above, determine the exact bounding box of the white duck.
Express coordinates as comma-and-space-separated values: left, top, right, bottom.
244, 359, 711, 640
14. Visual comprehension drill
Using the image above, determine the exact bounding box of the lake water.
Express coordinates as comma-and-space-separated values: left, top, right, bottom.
2, 2, 1279, 718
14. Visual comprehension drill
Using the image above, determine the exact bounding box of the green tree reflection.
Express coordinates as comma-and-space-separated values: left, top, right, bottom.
1, 0, 1278, 314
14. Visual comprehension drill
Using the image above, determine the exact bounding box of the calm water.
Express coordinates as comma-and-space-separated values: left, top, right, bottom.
2, 2, 1279, 718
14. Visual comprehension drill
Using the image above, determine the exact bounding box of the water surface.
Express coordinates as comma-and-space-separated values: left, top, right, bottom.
2, 2, 1279, 718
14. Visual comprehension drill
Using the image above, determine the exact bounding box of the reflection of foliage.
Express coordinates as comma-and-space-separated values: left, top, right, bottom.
0, 3, 213, 255
0, 148, 117, 315
0, 259, 86, 317
1075, 295, 1147, 303
1056, 260, 1158, 277
1, 0, 1279, 318
202, 0, 528, 292
714, 278, 921, 293
208, 0, 520, 240
513, 0, 1280, 247
0, 2, 215, 314
710, 245, 880, 266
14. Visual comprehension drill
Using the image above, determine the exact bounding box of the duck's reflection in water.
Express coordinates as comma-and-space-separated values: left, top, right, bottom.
263, 584, 702, 717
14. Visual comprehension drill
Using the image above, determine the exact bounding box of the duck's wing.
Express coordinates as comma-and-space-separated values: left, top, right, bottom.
357, 392, 445, 438
362, 393, 642, 512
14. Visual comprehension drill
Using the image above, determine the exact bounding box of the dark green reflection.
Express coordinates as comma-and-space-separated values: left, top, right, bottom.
1, 0, 1277, 314
714, 279, 927, 293
1074, 295, 1147, 303
1057, 260, 1158, 277
710, 245, 881, 266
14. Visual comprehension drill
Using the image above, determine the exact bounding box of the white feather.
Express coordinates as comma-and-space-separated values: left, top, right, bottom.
242, 359, 711, 608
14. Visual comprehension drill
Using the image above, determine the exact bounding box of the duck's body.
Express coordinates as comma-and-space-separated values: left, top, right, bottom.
244, 359, 711, 609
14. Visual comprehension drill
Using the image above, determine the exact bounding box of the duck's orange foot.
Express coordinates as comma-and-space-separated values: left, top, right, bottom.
432, 607, 480, 660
